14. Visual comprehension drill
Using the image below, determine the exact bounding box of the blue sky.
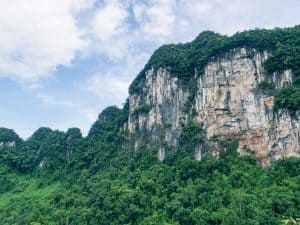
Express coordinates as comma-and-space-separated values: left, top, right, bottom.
0, 0, 300, 138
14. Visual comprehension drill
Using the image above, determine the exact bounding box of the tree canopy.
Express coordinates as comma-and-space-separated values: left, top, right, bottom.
0, 26, 300, 224
129, 25, 300, 113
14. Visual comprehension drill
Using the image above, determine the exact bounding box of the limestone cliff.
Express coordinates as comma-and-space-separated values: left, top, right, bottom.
0, 128, 20, 149
0, 141, 16, 149
127, 48, 300, 166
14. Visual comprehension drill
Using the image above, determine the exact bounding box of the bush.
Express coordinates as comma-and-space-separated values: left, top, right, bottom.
130, 26, 300, 97
274, 85, 300, 113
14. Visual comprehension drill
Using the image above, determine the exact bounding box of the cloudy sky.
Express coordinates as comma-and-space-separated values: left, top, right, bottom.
0, 0, 299, 138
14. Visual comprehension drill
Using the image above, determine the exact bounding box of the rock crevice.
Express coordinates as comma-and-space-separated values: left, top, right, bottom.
127, 48, 300, 166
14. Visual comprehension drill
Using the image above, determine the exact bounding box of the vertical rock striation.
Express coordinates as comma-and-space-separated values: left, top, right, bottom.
127, 48, 300, 166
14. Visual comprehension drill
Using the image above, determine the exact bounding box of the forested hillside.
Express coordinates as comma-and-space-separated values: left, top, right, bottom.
0, 106, 299, 224
1, 25, 300, 225
130, 25, 300, 113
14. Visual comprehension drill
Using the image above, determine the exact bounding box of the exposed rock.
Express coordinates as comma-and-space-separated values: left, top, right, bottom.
39, 159, 45, 168
127, 48, 300, 166
158, 147, 165, 162
194, 146, 202, 161
128, 67, 190, 148
0, 141, 16, 149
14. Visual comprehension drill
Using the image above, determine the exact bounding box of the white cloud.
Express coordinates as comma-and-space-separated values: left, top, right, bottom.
37, 93, 77, 107
71, 0, 95, 12
0, 0, 91, 84
89, 0, 131, 60
1, 0, 300, 86
179, 0, 212, 20
85, 73, 131, 103
133, 0, 177, 42
79, 108, 100, 124
91, 0, 128, 41
2, 0, 300, 139
35, 92, 100, 136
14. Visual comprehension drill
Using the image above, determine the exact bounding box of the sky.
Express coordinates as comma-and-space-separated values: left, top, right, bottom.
0, 0, 299, 138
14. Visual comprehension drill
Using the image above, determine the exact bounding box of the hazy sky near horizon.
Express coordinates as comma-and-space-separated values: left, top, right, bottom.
0, 0, 299, 138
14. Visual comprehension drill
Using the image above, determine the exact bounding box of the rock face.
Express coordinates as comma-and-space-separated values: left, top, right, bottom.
127, 48, 300, 166
128, 67, 191, 147
0, 141, 16, 149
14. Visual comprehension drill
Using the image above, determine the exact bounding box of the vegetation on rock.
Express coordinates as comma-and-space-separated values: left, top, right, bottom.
0, 127, 21, 144
0, 104, 299, 224
0, 26, 300, 224
129, 25, 300, 114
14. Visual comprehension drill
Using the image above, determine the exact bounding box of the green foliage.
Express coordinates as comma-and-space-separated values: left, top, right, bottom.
132, 104, 152, 116
129, 25, 300, 114
183, 88, 197, 115
0, 127, 22, 144
262, 27, 300, 112
281, 218, 300, 225
74, 105, 130, 172
129, 25, 300, 95
88, 106, 125, 139
66, 128, 82, 140
183, 96, 193, 114
274, 85, 300, 113
264, 39, 300, 74
178, 122, 204, 158
1, 155, 299, 225
218, 138, 239, 159
0, 26, 300, 224
258, 80, 275, 95
0, 118, 300, 225
0, 165, 64, 224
